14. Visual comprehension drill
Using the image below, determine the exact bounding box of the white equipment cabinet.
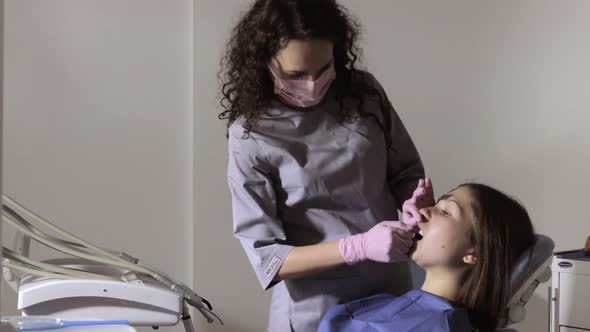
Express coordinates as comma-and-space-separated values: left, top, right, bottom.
550, 250, 590, 332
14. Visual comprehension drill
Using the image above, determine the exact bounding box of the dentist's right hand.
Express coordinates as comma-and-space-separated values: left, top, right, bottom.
338, 221, 414, 265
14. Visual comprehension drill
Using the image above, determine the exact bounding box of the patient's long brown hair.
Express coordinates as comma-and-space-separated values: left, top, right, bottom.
457, 183, 535, 331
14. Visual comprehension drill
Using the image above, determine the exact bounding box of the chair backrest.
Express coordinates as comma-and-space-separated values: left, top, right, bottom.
498, 234, 555, 328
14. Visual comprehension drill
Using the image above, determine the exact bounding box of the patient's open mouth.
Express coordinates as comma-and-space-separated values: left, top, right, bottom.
413, 229, 424, 241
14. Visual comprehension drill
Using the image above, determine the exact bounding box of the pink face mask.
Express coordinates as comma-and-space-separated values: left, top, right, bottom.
268, 62, 336, 108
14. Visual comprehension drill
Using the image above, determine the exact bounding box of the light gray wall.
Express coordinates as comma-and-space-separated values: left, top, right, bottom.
0, 0, 4, 317
1, 1, 193, 331
194, 1, 590, 331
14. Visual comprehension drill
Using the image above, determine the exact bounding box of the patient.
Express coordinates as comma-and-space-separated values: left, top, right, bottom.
318, 183, 535, 332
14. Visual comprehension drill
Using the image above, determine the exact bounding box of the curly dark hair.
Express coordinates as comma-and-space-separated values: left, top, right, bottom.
218, 0, 388, 138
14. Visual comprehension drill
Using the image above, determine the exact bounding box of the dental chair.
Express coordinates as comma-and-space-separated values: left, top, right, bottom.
496, 234, 555, 332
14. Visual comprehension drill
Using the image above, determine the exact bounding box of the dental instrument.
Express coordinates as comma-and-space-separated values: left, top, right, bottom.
1, 316, 129, 331
412, 227, 423, 240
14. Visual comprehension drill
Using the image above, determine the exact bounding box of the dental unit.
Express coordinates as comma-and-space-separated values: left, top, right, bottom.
1, 194, 222, 332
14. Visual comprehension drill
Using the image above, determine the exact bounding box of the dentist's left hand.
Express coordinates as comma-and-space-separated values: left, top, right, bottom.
402, 177, 435, 227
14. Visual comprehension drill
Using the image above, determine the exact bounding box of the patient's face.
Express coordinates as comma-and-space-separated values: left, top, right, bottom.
410, 186, 477, 269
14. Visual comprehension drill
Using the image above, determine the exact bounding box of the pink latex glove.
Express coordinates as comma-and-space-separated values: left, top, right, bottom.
402, 177, 435, 227
339, 221, 414, 265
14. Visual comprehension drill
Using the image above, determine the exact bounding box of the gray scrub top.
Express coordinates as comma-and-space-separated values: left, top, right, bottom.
227, 73, 424, 332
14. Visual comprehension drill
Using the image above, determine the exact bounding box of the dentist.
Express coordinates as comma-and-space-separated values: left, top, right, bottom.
219, 0, 434, 330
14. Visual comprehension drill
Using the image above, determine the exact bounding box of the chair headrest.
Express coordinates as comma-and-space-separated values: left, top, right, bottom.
497, 234, 555, 327
510, 234, 555, 293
